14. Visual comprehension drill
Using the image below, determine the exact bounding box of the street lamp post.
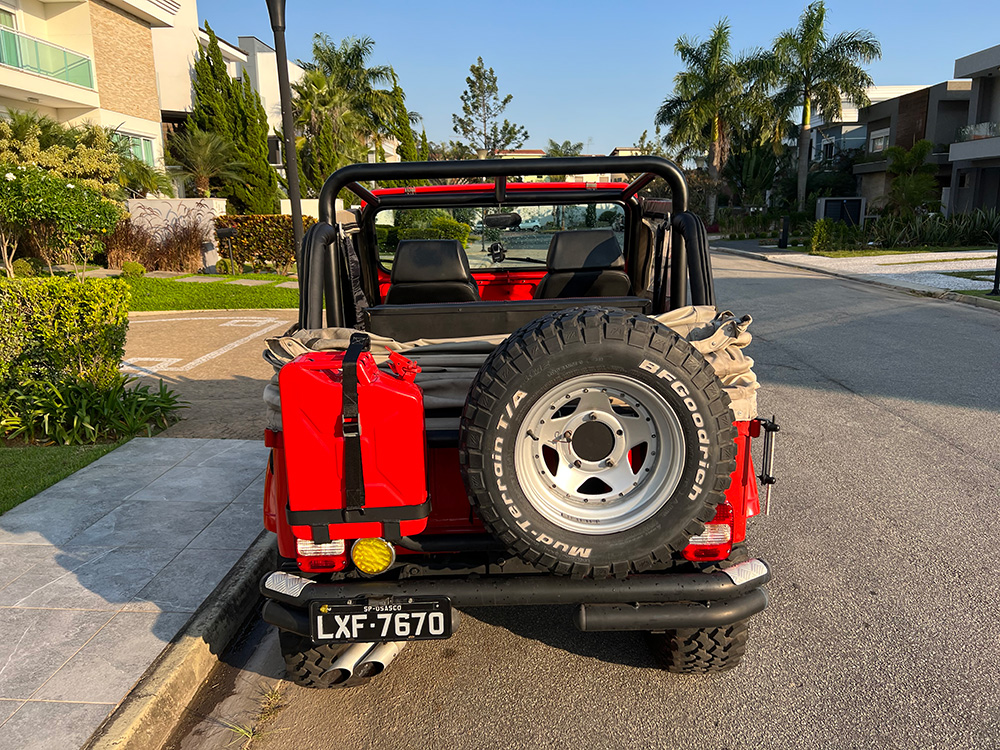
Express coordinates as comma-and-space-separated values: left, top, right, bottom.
265, 0, 304, 263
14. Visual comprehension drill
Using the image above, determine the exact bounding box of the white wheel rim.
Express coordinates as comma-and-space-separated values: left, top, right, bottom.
513, 373, 686, 535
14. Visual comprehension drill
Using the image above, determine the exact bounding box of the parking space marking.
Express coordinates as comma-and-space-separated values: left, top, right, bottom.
123, 317, 293, 374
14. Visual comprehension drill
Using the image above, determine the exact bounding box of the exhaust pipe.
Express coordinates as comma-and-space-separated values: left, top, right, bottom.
321, 642, 378, 686
355, 641, 407, 678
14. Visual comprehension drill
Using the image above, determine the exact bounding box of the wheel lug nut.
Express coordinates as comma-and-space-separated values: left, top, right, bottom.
605, 459, 614, 467
616, 429, 623, 435
573, 460, 582, 468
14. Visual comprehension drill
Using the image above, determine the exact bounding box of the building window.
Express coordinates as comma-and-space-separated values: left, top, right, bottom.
114, 133, 155, 166
958, 172, 971, 189
869, 128, 890, 154
822, 142, 835, 160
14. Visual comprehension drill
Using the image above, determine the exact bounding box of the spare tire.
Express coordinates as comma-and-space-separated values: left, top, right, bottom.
459, 307, 737, 578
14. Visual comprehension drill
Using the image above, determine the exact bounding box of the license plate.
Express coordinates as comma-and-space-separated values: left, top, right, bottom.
310, 597, 452, 642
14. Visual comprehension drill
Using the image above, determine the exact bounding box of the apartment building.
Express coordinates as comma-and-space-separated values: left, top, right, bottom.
853, 80, 971, 208
0, 0, 176, 165
948, 44, 1000, 213
808, 85, 926, 162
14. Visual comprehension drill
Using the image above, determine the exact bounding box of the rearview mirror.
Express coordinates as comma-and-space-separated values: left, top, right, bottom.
483, 212, 521, 229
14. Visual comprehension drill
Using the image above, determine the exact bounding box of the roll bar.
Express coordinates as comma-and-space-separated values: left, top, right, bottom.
318, 155, 689, 223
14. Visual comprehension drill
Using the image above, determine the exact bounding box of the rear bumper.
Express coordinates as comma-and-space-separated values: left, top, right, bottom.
261, 558, 770, 636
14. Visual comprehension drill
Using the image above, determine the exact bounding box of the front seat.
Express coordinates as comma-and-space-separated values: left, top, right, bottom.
533, 229, 632, 299
384, 240, 481, 305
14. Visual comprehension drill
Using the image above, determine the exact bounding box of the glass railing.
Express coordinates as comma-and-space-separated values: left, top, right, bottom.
0, 27, 94, 89
957, 121, 1000, 142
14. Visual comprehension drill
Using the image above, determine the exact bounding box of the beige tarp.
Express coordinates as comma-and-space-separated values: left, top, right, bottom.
262, 306, 759, 430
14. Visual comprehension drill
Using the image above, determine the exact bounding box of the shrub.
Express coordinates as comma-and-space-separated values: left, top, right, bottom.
0, 277, 129, 390
11, 258, 34, 277
157, 215, 210, 273
214, 257, 230, 274
214, 214, 317, 275
1, 377, 183, 445
120, 261, 145, 278
811, 219, 833, 253
428, 216, 471, 246
104, 219, 158, 269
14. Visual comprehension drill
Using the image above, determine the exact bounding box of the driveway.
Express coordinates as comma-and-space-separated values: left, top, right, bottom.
123, 310, 297, 440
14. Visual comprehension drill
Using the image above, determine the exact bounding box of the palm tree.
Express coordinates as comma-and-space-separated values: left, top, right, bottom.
545, 139, 584, 228
654, 20, 749, 223
118, 157, 175, 198
168, 128, 244, 198
758, 1, 881, 211
292, 35, 412, 196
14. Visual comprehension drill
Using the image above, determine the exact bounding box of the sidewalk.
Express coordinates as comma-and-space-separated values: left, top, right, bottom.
0, 437, 268, 750
712, 240, 1000, 308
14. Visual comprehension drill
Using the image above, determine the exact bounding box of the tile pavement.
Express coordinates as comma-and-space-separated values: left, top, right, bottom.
0, 437, 269, 750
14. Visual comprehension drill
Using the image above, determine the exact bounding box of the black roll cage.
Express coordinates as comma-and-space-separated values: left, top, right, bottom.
299, 156, 716, 330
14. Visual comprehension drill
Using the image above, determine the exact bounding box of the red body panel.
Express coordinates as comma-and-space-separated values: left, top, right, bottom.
278, 351, 429, 541
376, 267, 546, 304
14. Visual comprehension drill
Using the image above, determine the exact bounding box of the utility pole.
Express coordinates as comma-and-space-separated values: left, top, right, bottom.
265, 0, 304, 259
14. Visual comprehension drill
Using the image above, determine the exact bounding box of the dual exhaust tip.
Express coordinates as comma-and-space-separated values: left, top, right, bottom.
321, 641, 406, 687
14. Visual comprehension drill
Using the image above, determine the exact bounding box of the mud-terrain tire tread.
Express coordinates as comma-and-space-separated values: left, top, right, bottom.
646, 620, 749, 673
459, 306, 737, 579
278, 631, 346, 688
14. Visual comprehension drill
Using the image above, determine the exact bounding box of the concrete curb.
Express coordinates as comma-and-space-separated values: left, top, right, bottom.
128, 308, 297, 317
712, 245, 1000, 313
82, 531, 276, 750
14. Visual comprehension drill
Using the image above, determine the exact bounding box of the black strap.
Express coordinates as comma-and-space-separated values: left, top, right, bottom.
342, 332, 370, 510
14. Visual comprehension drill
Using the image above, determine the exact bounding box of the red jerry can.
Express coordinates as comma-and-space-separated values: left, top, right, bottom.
278, 334, 428, 542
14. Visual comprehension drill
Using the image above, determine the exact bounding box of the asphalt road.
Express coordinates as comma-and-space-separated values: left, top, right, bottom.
172, 253, 1000, 750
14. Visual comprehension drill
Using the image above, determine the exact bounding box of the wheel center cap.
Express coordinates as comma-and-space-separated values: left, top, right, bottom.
571, 420, 616, 462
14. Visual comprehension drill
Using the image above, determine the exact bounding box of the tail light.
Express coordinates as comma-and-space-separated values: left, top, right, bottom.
682, 502, 734, 562
296, 538, 348, 573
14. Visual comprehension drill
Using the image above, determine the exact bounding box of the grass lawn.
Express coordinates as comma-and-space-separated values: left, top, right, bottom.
789, 245, 992, 258
956, 289, 1000, 298
126, 276, 298, 311
0, 441, 124, 515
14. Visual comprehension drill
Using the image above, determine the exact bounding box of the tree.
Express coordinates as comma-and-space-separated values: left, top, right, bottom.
655, 20, 751, 223
452, 58, 528, 157
880, 139, 939, 217
191, 24, 278, 213
757, 1, 881, 211
168, 128, 244, 198
0, 165, 122, 275
292, 35, 411, 197
544, 139, 583, 228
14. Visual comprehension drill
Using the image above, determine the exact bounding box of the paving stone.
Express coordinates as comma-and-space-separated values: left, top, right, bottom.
0, 546, 178, 609
34, 611, 190, 703
88, 437, 204, 467
175, 439, 269, 470
145, 270, 186, 278
175, 275, 223, 283
0, 699, 23, 724
65, 501, 228, 550
0, 700, 112, 750
126, 464, 262, 505
0, 545, 65, 590
188, 503, 263, 551
225, 279, 272, 286
0, 492, 127, 546
124, 547, 246, 613
275, 281, 299, 289
232, 472, 266, 504
0, 608, 113, 699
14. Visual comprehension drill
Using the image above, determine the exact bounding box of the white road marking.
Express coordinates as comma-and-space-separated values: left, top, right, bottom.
123, 319, 290, 374
130, 316, 288, 325
121, 358, 183, 375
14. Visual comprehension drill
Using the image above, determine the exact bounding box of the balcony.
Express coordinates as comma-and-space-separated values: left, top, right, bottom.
0, 27, 94, 88
949, 123, 1000, 164
957, 121, 1000, 142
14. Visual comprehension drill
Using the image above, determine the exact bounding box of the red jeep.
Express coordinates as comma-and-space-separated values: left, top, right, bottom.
259, 156, 777, 686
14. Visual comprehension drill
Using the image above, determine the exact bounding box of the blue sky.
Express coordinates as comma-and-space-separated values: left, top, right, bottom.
200, 0, 1000, 154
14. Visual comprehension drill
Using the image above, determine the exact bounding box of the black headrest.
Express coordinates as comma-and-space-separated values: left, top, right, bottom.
391, 240, 473, 284
546, 230, 624, 271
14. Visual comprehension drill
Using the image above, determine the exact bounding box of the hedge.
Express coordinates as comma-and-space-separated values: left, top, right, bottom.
214, 214, 317, 274
376, 217, 471, 253
0, 277, 129, 390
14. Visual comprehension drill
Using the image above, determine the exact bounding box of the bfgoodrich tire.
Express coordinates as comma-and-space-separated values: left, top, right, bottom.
645, 620, 749, 673
459, 307, 737, 579
278, 630, 347, 688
